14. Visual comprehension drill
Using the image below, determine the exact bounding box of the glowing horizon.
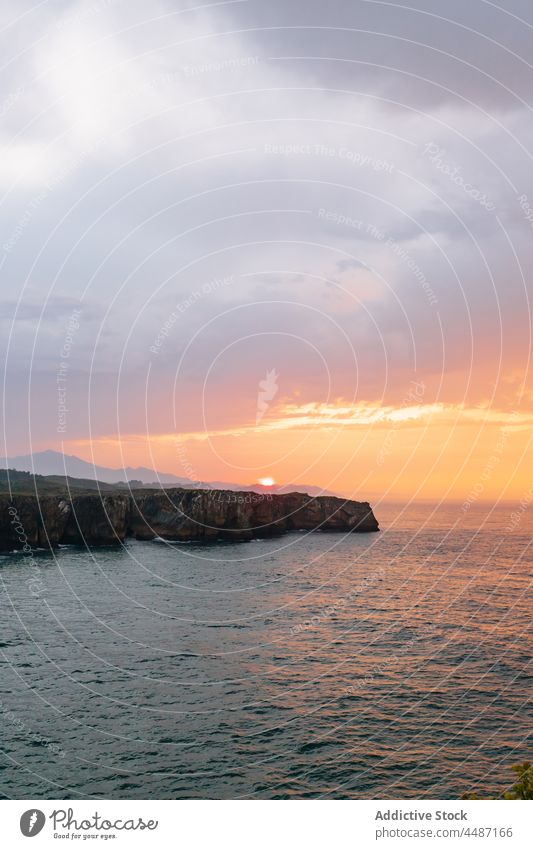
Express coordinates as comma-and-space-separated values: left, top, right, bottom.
1, 0, 532, 508
46, 394, 532, 503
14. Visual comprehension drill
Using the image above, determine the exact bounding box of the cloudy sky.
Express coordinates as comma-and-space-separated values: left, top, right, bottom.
1, 0, 533, 500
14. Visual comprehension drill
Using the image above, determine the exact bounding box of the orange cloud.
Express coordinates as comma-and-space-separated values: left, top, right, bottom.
64, 399, 533, 502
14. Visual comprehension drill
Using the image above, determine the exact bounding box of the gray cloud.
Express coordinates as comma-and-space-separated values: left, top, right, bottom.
1, 0, 532, 452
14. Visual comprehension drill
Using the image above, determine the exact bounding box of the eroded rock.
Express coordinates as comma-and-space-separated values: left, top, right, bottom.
0, 489, 379, 550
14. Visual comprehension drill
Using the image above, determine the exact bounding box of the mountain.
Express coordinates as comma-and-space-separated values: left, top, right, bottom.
2, 449, 338, 497
2, 450, 189, 486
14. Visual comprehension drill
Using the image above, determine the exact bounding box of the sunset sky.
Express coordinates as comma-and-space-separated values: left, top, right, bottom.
1, 0, 532, 501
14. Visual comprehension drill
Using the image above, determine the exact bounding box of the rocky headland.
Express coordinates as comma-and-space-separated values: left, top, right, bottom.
0, 486, 379, 550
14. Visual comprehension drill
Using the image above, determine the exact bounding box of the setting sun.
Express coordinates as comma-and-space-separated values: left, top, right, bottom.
258, 476, 276, 486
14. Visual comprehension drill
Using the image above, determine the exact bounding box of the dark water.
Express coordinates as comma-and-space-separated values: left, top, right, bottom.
1, 501, 531, 799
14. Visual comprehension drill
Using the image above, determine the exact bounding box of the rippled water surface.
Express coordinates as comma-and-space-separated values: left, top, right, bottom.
1, 502, 531, 799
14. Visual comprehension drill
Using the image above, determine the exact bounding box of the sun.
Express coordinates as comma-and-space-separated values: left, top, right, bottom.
258, 476, 276, 487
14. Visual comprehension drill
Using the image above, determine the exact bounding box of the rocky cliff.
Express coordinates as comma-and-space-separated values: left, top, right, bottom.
0, 489, 378, 550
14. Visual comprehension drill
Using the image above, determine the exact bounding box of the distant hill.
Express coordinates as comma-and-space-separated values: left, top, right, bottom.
2, 450, 191, 486
2, 449, 338, 497
0, 468, 117, 495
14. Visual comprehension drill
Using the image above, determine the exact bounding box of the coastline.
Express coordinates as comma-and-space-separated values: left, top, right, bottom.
0, 487, 379, 550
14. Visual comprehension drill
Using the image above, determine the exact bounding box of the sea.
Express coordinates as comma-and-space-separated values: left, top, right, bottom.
0, 501, 531, 799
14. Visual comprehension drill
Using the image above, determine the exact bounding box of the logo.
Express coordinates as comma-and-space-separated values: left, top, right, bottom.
20, 809, 46, 837
256, 368, 279, 424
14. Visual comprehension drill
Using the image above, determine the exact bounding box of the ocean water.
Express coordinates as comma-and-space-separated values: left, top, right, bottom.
0, 501, 531, 800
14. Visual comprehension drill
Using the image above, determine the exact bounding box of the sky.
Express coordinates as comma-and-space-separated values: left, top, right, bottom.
1, 0, 533, 502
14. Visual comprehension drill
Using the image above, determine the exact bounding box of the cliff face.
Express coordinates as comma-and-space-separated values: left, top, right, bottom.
0, 494, 130, 550
1, 495, 68, 550
128, 489, 379, 541
0, 489, 378, 550
60, 495, 130, 546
